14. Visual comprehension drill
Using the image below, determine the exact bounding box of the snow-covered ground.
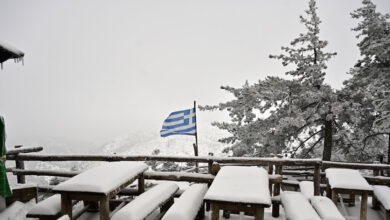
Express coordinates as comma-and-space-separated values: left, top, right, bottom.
2, 197, 388, 220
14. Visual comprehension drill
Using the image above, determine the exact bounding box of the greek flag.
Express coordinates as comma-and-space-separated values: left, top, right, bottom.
160, 108, 197, 137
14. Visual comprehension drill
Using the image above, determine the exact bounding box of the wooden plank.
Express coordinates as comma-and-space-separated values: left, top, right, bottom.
6, 147, 43, 155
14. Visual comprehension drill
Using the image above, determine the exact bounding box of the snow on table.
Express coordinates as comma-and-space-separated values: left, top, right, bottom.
310, 196, 345, 220
281, 191, 321, 220
204, 166, 271, 205
162, 184, 208, 220
111, 182, 179, 220
372, 185, 390, 210
325, 168, 372, 191
27, 194, 61, 216
53, 162, 148, 194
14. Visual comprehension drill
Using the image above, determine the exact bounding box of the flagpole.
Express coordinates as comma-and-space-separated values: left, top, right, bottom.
193, 100, 199, 173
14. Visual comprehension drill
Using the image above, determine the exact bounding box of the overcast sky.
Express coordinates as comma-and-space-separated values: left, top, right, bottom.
1, 0, 389, 149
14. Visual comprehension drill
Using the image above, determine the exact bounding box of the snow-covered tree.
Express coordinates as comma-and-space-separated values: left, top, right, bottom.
201, 0, 339, 160
339, 0, 390, 162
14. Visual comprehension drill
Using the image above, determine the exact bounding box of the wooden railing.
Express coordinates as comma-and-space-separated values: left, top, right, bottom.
5, 146, 390, 198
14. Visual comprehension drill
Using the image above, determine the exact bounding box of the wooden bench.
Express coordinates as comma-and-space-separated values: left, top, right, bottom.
299, 180, 314, 199
281, 191, 321, 220
111, 182, 179, 220
372, 185, 390, 220
310, 196, 345, 220
26, 194, 62, 220
162, 184, 208, 220
6, 184, 38, 206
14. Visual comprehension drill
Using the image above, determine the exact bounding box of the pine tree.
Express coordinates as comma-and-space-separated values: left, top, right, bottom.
339, 0, 390, 162
201, 0, 339, 159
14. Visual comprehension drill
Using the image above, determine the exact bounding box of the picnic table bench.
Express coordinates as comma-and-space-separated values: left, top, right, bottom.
53, 161, 148, 220
204, 166, 271, 220
325, 168, 372, 220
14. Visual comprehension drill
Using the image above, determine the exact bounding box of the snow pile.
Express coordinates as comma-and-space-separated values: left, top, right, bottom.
162, 184, 208, 220
281, 191, 321, 220
0, 200, 34, 220
204, 166, 271, 205
111, 182, 179, 220
325, 168, 372, 191
299, 181, 314, 199
310, 196, 345, 220
53, 162, 148, 193
27, 194, 61, 215
372, 185, 390, 210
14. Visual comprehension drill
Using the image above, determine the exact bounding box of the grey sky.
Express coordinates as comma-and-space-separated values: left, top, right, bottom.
1, 0, 389, 149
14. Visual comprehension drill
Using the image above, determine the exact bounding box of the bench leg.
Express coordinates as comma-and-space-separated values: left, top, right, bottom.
254, 206, 264, 220
211, 203, 219, 220
195, 202, 205, 220
372, 195, 380, 210
360, 192, 368, 220
386, 210, 390, 220
61, 194, 72, 220
99, 197, 110, 220
138, 174, 145, 194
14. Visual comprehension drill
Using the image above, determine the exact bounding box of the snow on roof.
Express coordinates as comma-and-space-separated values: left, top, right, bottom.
162, 184, 208, 220
325, 168, 372, 191
372, 185, 390, 210
53, 162, 148, 194
111, 182, 179, 220
204, 166, 271, 205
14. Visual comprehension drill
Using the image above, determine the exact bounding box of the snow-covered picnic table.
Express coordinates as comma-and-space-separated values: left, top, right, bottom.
325, 168, 372, 220
204, 166, 271, 220
53, 162, 148, 220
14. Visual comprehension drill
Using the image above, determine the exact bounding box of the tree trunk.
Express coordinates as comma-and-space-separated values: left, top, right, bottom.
322, 118, 333, 161
388, 134, 390, 165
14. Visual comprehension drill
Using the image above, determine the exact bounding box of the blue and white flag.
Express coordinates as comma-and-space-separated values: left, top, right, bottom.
160, 108, 197, 137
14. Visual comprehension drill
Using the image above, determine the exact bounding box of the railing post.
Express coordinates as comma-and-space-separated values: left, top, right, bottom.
314, 162, 321, 196
268, 163, 274, 196
15, 156, 26, 184
272, 163, 282, 217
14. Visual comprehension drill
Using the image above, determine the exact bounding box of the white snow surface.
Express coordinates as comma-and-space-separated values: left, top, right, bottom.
27, 194, 61, 215
281, 191, 321, 220
310, 196, 345, 220
0, 200, 35, 220
299, 181, 314, 199
111, 182, 179, 220
204, 166, 271, 205
373, 185, 390, 210
325, 168, 372, 191
53, 162, 148, 194
162, 184, 208, 220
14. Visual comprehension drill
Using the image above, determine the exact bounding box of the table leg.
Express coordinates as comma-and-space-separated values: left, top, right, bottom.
360, 192, 368, 220
61, 194, 72, 220
254, 206, 264, 220
99, 197, 110, 220
211, 203, 219, 220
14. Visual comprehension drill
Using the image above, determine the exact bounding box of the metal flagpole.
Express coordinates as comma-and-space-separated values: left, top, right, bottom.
193, 100, 199, 173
